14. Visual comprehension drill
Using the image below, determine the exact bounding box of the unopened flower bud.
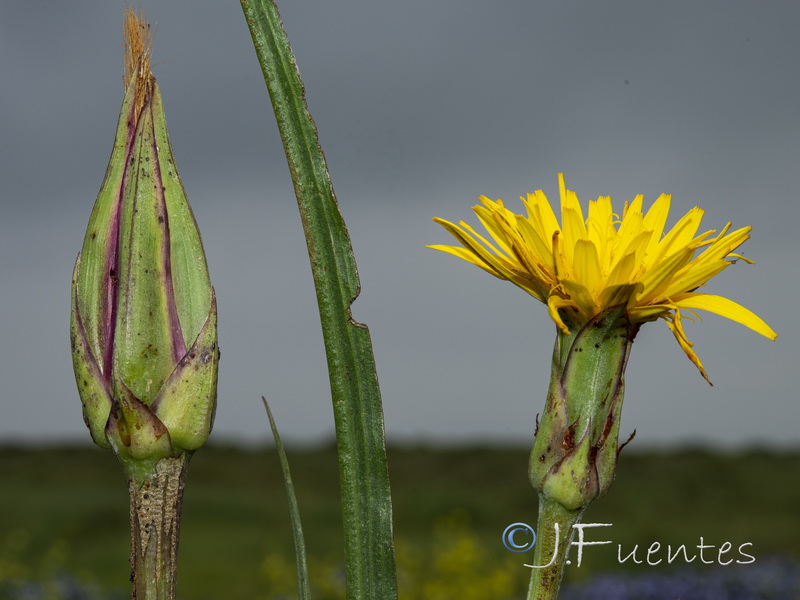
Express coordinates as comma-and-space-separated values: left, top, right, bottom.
70, 13, 217, 474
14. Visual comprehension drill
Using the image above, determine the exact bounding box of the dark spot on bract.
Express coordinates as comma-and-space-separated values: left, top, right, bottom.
158, 215, 164, 224
142, 344, 159, 358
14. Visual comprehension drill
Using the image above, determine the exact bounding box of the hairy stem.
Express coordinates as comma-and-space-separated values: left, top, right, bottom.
128, 454, 190, 600
526, 497, 583, 600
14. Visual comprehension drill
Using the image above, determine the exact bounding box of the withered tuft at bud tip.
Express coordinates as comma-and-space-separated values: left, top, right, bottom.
123, 9, 153, 116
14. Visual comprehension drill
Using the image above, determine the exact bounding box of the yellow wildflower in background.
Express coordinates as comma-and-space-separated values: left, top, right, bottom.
430, 174, 776, 382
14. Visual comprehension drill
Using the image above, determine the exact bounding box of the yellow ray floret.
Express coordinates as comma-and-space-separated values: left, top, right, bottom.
429, 174, 777, 382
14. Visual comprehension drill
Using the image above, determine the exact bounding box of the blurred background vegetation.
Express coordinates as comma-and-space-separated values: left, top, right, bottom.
1, 445, 798, 599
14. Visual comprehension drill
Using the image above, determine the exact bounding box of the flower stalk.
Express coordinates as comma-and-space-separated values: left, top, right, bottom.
70, 11, 217, 599
527, 498, 584, 600
128, 455, 190, 600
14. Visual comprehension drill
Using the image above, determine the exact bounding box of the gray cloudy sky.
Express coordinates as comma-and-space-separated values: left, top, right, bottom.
1, 1, 798, 448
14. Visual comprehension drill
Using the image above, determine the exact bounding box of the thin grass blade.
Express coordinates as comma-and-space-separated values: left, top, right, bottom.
262, 397, 311, 600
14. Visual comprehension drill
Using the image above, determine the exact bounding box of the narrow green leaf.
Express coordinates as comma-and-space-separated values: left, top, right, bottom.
262, 397, 311, 600
240, 2, 398, 599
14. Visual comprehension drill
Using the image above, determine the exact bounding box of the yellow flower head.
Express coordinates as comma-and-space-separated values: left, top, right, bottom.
430, 174, 777, 382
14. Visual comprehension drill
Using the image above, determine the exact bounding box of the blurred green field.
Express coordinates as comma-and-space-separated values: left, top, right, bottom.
0, 445, 798, 599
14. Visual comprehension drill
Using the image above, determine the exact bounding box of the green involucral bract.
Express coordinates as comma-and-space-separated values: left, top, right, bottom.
70, 71, 217, 475
529, 305, 636, 510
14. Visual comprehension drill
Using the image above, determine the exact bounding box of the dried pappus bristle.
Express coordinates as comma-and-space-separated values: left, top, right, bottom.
123, 8, 153, 108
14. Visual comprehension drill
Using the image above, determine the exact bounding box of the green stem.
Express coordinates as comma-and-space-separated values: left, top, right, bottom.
526, 496, 584, 600
127, 455, 190, 600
